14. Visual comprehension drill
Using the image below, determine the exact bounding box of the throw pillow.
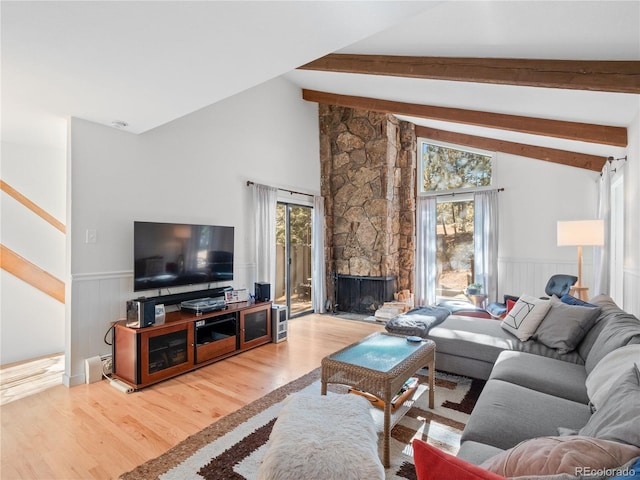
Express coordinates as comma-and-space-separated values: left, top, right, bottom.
480, 435, 640, 477
610, 456, 640, 479
560, 294, 598, 308
506, 299, 517, 314
533, 296, 601, 354
579, 364, 640, 448
586, 345, 640, 410
412, 439, 506, 480
501, 294, 551, 341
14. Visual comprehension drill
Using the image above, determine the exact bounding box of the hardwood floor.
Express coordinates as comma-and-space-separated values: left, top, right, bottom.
0, 314, 383, 480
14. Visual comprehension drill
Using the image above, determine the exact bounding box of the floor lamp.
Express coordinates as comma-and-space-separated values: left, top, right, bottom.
557, 220, 604, 300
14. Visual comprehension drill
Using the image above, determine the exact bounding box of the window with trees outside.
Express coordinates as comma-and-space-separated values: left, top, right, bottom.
419, 141, 493, 300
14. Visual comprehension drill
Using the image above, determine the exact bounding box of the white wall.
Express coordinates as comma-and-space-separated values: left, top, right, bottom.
1, 140, 67, 365
494, 152, 600, 298
65, 77, 319, 385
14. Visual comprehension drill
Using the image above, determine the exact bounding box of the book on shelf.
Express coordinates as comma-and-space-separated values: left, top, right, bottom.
348, 376, 419, 412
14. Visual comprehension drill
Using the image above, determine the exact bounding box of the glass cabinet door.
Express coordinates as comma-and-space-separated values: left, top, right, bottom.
239, 303, 271, 349
140, 322, 193, 384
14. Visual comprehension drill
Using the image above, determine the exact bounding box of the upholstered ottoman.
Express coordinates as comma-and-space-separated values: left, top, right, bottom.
258, 393, 384, 480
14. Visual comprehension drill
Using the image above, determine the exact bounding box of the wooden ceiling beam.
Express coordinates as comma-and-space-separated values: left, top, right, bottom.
299, 54, 640, 94
302, 89, 627, 147
415, 126, 605, 172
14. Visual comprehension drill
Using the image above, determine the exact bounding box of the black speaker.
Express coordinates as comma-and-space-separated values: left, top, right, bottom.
255, 282, 271, 302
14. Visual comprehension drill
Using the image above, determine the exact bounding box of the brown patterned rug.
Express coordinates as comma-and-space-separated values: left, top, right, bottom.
120, 368, 484, 480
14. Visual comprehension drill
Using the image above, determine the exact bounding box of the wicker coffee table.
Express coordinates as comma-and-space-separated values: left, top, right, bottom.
321, 332, 436, 467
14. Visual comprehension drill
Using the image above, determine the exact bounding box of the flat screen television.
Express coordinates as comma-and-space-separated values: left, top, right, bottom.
134, 221, 234, 292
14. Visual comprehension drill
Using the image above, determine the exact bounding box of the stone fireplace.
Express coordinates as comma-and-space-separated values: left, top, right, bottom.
335, 274, 396, 314
319, 105, 416, 312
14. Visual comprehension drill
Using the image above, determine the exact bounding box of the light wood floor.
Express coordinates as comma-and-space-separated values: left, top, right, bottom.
1, 315, 383, 480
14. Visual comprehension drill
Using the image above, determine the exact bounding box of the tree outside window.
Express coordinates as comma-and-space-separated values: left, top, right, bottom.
420, 141, 493, 298
421, 142, 492, 193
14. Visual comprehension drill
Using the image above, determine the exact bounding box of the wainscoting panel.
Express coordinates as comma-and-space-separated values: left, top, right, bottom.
497, 257, 587, 301
64, 264, 256, 387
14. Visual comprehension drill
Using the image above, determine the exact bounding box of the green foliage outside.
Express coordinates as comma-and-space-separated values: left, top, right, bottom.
422, 143, 492, 193
276, 204, 312, 246
437, 200, 474, 272
421, 142, 492, 294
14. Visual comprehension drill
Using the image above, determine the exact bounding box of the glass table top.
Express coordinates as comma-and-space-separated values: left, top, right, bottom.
329, 334, 425, 373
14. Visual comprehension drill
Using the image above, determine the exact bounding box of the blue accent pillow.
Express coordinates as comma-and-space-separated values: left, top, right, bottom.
560, 294, 597, 308
609, 456, 640, 479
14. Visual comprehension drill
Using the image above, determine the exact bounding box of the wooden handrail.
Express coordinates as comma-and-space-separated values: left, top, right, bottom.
0, 180, 66, 233
0, 245, 65, 303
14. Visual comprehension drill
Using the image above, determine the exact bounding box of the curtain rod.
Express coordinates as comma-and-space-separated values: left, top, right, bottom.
246, 180, 315, 198
423, 187, 505, 199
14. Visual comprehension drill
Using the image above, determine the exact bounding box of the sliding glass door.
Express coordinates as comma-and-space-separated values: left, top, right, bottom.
276, 203, 313, 317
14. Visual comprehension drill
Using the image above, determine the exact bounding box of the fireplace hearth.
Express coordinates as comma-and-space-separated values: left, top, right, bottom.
336, 274, 396, 314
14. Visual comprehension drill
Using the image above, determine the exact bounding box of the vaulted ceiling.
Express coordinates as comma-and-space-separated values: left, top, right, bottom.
3, 1, 639, 170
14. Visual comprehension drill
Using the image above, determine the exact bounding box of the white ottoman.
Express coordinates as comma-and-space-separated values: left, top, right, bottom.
258, 393, 384, 480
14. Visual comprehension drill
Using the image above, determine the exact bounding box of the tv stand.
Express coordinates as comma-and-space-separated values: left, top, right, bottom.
112, 300, 271, 389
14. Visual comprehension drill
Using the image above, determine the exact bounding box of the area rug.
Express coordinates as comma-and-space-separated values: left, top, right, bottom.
120, 368, 485, 480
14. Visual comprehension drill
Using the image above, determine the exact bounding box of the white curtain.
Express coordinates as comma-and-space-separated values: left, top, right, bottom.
473, 190, 499, 302
312, 195, 326, 313
252, 183, 277, 300
594, 162, 612, 295
415, 195, 437, 306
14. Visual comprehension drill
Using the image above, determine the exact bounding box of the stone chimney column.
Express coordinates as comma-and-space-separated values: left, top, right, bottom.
319, 105, 415, 307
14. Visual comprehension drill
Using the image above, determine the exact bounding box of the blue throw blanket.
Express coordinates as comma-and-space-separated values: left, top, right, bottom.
384, 305, 451, 338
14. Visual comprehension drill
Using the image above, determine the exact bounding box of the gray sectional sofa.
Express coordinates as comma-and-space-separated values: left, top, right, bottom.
423, 294, 640, 476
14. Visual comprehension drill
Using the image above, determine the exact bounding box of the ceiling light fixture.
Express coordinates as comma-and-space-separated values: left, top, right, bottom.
110, 120, 128, 129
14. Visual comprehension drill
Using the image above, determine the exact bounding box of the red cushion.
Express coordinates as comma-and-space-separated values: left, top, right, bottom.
412, 439, 506, 480
506, 299, 517, 313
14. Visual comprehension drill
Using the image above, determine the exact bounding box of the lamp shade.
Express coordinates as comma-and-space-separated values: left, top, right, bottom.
557, 220, 604, 246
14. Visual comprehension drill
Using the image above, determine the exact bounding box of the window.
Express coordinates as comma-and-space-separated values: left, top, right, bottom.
419, 141, 493, 194
436, 197, 475, 297
419, 140, 494, 300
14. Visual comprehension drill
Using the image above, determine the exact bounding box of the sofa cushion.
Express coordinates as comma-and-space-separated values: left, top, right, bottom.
457, 441, 506, 466
480, 436, 640, 478
579, 364, 640, 448
532, 296, 600, 354
412, 439, 506, 480
501, 294, 551, 341
427, 316, 517, 364
586, 344, 640, 410
489, 351, 588, 404
427, 315, 585, 372
578, 295, 640, 374
461, 379, 592, 450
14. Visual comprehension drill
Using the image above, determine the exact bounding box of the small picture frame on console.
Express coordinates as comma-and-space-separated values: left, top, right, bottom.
225, 289, 249, 304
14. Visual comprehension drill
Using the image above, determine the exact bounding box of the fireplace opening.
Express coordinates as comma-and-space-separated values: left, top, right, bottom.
335, 274, 396, 314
